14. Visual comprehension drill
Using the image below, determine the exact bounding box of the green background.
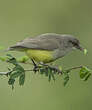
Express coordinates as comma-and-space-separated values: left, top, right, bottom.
0, 0, 92, 110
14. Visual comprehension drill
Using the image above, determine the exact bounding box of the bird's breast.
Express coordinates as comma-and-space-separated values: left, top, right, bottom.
25, 49, 54, 63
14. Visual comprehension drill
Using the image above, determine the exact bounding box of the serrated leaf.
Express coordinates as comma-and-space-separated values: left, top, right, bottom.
79, 67, 87, 79
48, 74, 51, 82
19, 73, 25, 86
62, 70, 70, 86
79, 66, 91, 81
8, 78, 15, 85
7, 54, 18, 65
63, 79, 69, 86
8, 78, 15, 90
7, 54, 13, 58
84, 73, 91, 81
40, 68, 45, 74
10, 71, 22, 79
48, 68, 52, 82
13, 65, 25, 72
44, 68, 49, 76
63, 75, 69, 86
51, 72, 55, 81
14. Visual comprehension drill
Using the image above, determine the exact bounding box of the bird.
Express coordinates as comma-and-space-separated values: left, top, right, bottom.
8, 33, 85, 65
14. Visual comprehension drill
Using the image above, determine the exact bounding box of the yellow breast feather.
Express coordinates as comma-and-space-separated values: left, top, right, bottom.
26, 49, 54, 63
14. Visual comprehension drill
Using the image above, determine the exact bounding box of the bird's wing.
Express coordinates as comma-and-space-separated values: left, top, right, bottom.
10, 34, 62, 51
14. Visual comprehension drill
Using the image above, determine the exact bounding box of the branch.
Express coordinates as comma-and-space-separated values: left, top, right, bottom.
0, 54, 91, 89
65, 66, 83, 71
0, 70, 13, 75
0, 71, 9, 75
0, 65, 83, 76
0, 69, 33, 75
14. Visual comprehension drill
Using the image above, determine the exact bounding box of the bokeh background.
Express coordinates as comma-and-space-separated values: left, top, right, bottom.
0, 0, 92, 110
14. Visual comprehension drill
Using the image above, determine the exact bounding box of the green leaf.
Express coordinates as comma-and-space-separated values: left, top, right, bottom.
84, 49, 88, 55
8, 78, 15, 90
13, 65, 25, 73
41, 67, 48, 76
62, 70, 70, 86
7, 54, 18, 65
48, 68, 52, 82
19, 73, 25, 86
47, 68, 55, 81
84, 73, 91, 81
40, 68, 45, 75
51, 72, 55, 81
8, 78, 15, 85
40, 66, 56, 81
7, 54, 14, 58
63, 77, 69, 86
10, 71, 22, 79
0, 56, 8, 61
48, 74, 51, 82
79, 66, 91, 81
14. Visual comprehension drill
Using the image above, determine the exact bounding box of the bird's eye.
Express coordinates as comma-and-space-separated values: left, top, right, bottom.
69, 40, 79, 46
72, 42, 78, 46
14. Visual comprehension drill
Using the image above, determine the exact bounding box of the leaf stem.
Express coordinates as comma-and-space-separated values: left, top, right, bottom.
66, 66, 83, 71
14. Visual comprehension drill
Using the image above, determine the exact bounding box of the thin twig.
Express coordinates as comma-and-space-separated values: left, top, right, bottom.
24, 69, 33, 72
0, 65, 83, 76
66, 66, 83, 71
0, 70, 13, 75
0, 72, 9, 75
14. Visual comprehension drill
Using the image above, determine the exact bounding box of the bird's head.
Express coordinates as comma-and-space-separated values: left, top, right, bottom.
62, 35, 87, 54
69, 37, 83, 51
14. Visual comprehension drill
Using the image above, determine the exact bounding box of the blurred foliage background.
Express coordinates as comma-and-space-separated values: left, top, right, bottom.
0, 0, 92, 110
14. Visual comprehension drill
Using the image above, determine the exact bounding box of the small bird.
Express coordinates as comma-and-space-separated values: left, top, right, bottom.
8, 33, 85, 64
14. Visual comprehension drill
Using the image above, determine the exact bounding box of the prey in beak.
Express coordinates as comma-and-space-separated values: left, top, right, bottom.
75, 44, 84, 51
75, 44, 88, 55
71, 38, 88, 55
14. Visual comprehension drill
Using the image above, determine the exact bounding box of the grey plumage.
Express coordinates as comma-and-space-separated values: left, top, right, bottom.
8, 33, 79, 51
7, 33, 84, 63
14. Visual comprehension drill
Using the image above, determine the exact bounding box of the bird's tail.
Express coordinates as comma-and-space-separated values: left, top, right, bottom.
7, 47, 15, 51
6, 46, 27, 52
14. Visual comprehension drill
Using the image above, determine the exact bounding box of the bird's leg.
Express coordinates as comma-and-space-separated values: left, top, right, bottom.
31, 59, 37, 67
31, 59, 39, 73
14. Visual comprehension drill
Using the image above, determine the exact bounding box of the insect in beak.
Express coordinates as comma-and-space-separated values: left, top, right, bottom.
76, 45, 88, 55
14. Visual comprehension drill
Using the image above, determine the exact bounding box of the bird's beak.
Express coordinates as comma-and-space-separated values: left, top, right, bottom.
77, 45, 84, 51
76, 45, 88, 55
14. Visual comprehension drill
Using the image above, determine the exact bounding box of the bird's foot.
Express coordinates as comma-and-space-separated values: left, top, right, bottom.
33, 65, 39, 73
39, 62, 62, 74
